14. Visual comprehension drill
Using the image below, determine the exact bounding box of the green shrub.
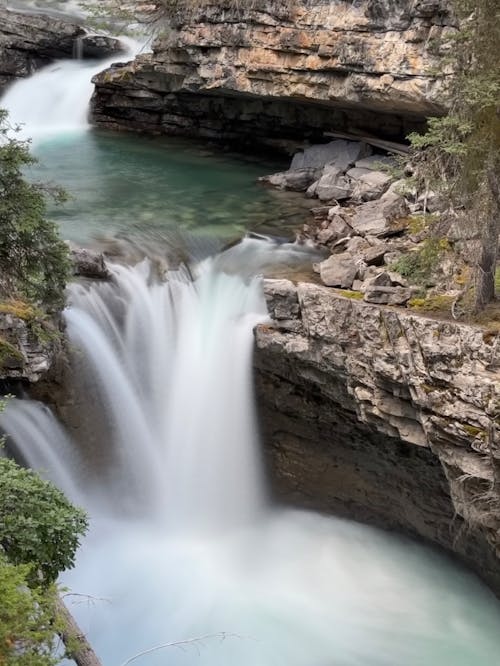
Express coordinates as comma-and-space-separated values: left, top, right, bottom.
392, 238, 450, 286
0, 110, 70, 309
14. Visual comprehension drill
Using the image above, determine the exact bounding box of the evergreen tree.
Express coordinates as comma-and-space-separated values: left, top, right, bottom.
408, 0, 500, 311
0, 110, 70, 309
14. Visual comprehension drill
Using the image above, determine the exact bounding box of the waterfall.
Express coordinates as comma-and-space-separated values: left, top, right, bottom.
0, 17, 499, 661
0, 37, 138, 140
2, 244, 500, 666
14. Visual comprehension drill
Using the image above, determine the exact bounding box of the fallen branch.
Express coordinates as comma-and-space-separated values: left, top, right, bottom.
120, 632, 241, 666
55, 596, 103, 666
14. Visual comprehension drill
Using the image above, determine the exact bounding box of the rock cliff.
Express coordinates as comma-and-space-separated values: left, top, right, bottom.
0, 312, 61, 385
91, 0, 454, 147
255, 278, 500, 593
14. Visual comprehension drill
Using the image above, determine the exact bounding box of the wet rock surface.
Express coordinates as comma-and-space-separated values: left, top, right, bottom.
255, 279, 500, 594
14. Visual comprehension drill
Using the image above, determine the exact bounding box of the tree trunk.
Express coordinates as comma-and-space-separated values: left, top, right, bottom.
474, 167, 500, 311
55, 596, 103, 666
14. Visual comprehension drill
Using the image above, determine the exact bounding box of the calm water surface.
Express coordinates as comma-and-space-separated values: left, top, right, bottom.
29, 130, 309, 245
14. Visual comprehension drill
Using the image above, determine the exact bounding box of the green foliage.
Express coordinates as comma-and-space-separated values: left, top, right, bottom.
408, 294, 455, 312
408, 0, 500, 201
392, 238, 450, 286
0, 553, 59, 666
407, 0, 500, 310
0, 110, 71, 309
0, 457, 88, 586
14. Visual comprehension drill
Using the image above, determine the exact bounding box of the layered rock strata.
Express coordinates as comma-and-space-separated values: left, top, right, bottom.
0, 7, 123, 93
255, 279, 500, 593
91, 0, 454, 147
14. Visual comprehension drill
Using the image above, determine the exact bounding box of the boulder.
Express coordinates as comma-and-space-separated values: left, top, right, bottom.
315, 165, 351, 202
361, 270, 412, 304
363, 285, 413, 305
79, 34, 125, 59
291, 140, 370, 172
316, 215, 353, 246
348, 169, 393, 201
260, 168, 319, 192
350, 190, 409, 236
70, 247, 110, 279
319, 252, 358, 288
361, 244, 386, 266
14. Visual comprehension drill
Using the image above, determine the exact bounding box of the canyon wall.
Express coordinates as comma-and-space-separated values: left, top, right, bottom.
255, 279, 500, 593
91, 0, 454, 148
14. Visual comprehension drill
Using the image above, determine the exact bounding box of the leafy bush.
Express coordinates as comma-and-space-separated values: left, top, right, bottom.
0, 110, 70, 309
392, 238, 450, 287
0, 554, 59, 666
0, 457, 88, 586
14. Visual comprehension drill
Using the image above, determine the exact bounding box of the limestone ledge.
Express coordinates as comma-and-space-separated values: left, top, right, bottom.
91, 0, 454, 144
255, 278, 500, 590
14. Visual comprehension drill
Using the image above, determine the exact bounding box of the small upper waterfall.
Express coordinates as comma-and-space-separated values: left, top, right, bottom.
0, 38, 138, 140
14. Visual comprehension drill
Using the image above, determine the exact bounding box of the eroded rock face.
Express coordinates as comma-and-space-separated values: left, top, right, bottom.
91, 0, 454, 146
254, 279, 500, 593
0, 7, 124, 93
0, 313, 61, 384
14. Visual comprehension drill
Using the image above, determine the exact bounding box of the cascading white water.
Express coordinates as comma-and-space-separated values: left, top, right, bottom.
2, 243, 500, 666
0, 38, 139, 140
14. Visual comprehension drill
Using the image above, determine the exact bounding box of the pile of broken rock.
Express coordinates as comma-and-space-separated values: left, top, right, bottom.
260, 139, 436, 306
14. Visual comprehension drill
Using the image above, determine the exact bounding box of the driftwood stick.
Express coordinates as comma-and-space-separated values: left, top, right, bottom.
55, 596, 103, 666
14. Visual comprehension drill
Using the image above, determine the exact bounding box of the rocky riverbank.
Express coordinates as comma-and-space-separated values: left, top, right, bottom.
255, 278, 500, 594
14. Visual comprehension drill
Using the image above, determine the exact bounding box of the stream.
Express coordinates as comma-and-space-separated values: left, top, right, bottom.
1, 26, 500, 666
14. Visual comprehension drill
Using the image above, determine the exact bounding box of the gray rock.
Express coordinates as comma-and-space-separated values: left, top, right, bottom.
80, 34, 125, 59
305, 179, 319, 198
70, 247, 110, 279
350, 191, 409, 236
346, 167, 372, 180
416, 190, 446, 213
261, 168, 319, 191
263, 278, 300, 321
315, 165, 351, 201
316, 214, 353, 246
350, 170, 392, 201
362, 244, 387, 266
363, 285, 413, 305
319, 252, 358, 288
291, 140, 370, 171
